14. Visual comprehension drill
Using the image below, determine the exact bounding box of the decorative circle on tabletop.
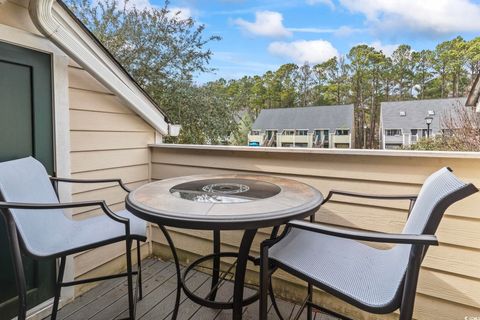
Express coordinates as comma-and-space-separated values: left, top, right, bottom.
126, 174, 323, 230
170, 178, 280, 203
202, 183, 250, 194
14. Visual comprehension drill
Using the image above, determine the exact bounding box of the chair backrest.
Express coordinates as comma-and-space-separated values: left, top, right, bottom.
0, 157, 69, 257
403, 167, 477, 235
386, 168, 476, 311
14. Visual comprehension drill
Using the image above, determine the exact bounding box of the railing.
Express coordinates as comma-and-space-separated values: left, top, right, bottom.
149, 144, 480, 320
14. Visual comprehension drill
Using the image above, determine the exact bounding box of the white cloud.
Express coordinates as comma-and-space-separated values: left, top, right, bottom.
334, 25, 362, 37
268, 40, 339, 64
98, 0, 192, 19
234, 11, 292, 37
369, 41, 400, 56
112, 0, 156, 10
287, 25, 364, 36
306, 0, 335, 10
339, 0, 480, 35
166, 7, 193, 20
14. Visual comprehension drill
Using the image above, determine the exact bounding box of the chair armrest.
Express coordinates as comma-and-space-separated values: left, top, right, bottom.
287, 220, 438, 245
0, 200, 129, 225
50, 177, 131, 192
322, 190, 417, 205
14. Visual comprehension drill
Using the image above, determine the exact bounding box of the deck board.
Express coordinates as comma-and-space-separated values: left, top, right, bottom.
47, 258, 337, 320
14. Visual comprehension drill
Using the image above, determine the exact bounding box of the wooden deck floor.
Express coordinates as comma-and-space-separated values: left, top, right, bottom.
50, 258, 336, 320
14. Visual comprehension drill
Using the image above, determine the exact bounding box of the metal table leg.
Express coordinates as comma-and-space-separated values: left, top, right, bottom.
210, 229, 221, 301
158, 224, 181, 320
232, 229, 258, 320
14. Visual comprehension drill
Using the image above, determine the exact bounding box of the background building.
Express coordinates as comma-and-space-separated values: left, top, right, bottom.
380, 97, 467, 149
248, 105, 354, 148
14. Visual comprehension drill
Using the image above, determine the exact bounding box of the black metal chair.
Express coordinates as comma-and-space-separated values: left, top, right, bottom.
259, 167, 478, 320
0, 157, 146, 320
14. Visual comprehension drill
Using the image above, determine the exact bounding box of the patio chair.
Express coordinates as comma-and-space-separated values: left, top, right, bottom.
0, 157, 147, 320
259, 167, 478, 320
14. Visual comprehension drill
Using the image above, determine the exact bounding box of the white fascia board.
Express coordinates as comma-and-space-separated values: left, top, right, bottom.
29, 0, 169, 135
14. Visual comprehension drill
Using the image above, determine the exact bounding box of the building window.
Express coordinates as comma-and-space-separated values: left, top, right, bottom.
295, 130, 308, 136
385, 129, 402, 136
412, 128, 432, 138
250, 130, 261, 135
283, 130, 295, 135
335, 129, 350, 136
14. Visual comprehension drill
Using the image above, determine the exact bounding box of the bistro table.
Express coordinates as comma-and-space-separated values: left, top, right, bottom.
126, 174, 323, 320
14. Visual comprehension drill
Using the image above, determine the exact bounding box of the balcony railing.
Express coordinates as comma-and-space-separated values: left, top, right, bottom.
148, 144, 480, 320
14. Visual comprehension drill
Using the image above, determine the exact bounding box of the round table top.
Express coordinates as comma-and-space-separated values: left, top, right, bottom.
126, 174, 323, 230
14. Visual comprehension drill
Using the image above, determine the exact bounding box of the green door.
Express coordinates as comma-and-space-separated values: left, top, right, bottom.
0, 41, 55, 319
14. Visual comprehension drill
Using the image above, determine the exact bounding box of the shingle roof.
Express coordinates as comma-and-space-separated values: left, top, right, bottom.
381, 98, 466, 133
252, 105, 354, 133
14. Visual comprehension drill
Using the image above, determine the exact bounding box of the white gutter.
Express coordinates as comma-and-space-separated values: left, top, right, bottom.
28, 0, 175, 136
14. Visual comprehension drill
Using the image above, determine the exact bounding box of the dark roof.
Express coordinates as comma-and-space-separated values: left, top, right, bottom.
57, 0, 169, 121
380, 98, 466, 132
252, 105, 354, 132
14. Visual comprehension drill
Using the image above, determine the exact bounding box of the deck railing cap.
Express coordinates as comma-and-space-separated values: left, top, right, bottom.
149, 144, 480, 159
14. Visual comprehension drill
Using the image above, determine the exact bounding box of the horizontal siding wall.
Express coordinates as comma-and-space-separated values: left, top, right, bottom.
150, 145, 480, 320
68, 65, 155, 295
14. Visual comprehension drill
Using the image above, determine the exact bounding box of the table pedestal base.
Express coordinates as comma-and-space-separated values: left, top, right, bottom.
182, 252, 259, 309
157, 225, 259, 320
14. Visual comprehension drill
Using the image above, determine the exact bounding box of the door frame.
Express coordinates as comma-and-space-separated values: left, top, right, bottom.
0, 24, 74, 318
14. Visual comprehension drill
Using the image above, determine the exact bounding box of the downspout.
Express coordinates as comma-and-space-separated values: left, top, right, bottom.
28, 0, 179, 136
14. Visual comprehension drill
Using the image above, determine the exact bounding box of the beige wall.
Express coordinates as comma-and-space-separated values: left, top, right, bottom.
0, 1, 39, 35
68, 64, 155, 294
150, 145, 480, 320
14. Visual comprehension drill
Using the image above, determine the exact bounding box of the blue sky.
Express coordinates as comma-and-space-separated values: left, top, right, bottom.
128, 0, 480, 83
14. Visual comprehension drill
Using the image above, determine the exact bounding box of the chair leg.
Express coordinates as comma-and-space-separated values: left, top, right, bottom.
307, 283, 313, 320
5, 215, 27, 320
259, 243, 270, 320
126, 239, 135, 320
51, 257, 66, 320
399, 245, 424, 320
136, 240, 143, 300
307, 210, 316, 320
269, 280, 285, 320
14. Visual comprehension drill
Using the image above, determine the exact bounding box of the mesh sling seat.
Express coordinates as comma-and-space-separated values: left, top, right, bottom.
259, 167, 478, 320
0, 157, 147, 320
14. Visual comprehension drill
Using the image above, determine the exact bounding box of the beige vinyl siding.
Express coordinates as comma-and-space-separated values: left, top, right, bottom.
0, 1, 41, 35
69, 64, 155, 295
150, 145, 480, 320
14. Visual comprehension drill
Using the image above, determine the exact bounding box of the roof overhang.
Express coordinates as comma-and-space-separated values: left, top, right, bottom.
29, 0, 175, 135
